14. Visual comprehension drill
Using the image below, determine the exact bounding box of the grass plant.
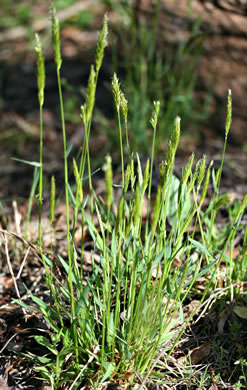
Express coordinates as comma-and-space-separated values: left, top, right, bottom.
12, 7, 247, 390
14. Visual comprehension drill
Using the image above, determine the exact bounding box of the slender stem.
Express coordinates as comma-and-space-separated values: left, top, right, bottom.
124, 120, 130, 159
56, 69, 78, 366
145, 120, 157, 239
38, 104, 43, 249
118, 110, 125, 187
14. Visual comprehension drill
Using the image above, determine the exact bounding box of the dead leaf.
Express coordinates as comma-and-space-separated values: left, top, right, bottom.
218, 306, 230, 334
233, 305, 247, 319
190, 342, 211, 365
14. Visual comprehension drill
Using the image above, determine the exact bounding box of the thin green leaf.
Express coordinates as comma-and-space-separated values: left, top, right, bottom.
12, 158, 41, 167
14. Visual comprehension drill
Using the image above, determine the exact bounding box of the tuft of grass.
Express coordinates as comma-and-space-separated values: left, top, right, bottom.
12, 8, 247, 390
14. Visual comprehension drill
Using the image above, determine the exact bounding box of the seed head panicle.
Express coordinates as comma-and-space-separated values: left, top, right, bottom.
112, 73, 121, 113
85, 65, 96, 125
159, 160, 167, 191
80, 103, 87, 127
50, 5, 62, 71
120, 91, 128, 122
95, 14, 108, 74
35, 34, 45, 107
182, 153, 194, 187
225, 89, 232, 138
171, 116, 180, 154
150, 101, 160, 130
197, 154, 206, 193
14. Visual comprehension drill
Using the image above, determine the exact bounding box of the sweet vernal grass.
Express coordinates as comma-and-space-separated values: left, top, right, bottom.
34, 33, 45, 250
16, 10, 247, 389
51, 4, 80, 369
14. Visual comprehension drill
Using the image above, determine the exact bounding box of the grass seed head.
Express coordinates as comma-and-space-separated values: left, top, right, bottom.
171, 116, 180, 154
159, 160, 167, 191
225, 89, 232, 138
150, 100, 160, 129
35, 34, 45, 107
112, 73, 121, 113
86, 65, 96, 125
182, 153, 194, 187
120, 91, 128, 122
80, 103, 87, 126
51, 5, 62, 71
95, 14, 108, 74
197, 154, 206, 193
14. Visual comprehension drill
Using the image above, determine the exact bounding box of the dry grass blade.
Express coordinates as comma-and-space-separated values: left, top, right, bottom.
0, 228, 43, 261
2, 235, 25, 316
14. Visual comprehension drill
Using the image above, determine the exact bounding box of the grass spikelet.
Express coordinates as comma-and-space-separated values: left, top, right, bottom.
112, 73, 121, 113
197, 154, 206, 193
150, 100, 160, 130
95, 14, 108, 75
51, 5, 62, 71
225, 89, 232, 138
182, 153, 194, 187
159, 160, 167, 191
85, 65, 96, 125
35, 34, 45, 107
80, 103, 87, 127
171, 116, 180, 157
120, 90, 130, 156
120, 91, 128, 122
